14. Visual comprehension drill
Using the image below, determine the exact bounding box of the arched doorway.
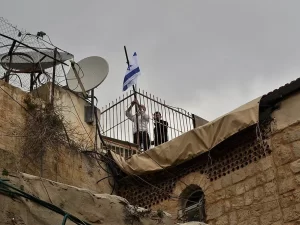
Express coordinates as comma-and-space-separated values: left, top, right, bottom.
179, 184, 206, 222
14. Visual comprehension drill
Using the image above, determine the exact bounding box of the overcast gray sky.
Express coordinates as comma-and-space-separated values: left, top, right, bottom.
1, 0, 300, 121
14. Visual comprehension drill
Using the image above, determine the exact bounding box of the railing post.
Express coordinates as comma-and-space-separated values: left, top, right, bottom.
192, 114, 196, 129
133, 86, 140, 148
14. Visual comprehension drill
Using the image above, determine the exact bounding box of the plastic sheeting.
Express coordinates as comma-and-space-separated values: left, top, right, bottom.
111, 97, 261, 175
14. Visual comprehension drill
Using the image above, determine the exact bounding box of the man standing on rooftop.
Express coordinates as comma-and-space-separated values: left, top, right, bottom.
126, 99, 150, 150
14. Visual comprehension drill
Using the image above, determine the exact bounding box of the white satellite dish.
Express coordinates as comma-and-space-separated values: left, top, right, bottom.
66, 56, 109, 93
0, 50, 73, 73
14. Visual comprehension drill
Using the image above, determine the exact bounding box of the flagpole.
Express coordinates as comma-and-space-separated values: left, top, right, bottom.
124, 46, 140, 149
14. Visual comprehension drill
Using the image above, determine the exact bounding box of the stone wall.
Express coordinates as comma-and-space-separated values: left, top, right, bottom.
151, 91, 300, 224
0, 80, 111, 194
0, 172, 174, 225
32, 83, 101, 150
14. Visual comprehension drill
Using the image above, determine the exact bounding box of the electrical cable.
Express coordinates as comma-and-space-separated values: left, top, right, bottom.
0, 179, 89, 225
0, 61, 205, 209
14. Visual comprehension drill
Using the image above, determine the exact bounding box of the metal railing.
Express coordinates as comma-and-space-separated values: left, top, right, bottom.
99, 89, 195, 156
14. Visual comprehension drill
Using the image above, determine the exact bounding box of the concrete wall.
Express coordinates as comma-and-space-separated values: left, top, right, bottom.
0, 80, 111, 194
32, 83, 101, 150
152, 91, 300, 224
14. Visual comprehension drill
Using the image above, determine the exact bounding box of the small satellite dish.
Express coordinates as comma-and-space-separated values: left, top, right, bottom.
66, 56, 109, 93
0, 50, 73, 73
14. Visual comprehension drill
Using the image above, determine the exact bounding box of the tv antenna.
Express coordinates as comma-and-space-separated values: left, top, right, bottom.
66, 56, 109, 97
66, 56, 109, 147
0, 17, 74, 100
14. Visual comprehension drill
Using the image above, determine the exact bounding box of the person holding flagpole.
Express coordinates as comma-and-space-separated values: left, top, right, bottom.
123, 50, 151, 150
122, 51, 141, 92
125, 99, 150, 150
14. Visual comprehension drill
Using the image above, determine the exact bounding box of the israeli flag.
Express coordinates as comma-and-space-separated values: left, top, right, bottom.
123, 52, 141, 91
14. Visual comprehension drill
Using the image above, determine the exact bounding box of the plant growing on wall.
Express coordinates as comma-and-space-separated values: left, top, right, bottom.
20, 95, 85, 175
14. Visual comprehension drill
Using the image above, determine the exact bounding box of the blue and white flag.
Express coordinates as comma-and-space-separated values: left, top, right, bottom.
123, 52, 141, 91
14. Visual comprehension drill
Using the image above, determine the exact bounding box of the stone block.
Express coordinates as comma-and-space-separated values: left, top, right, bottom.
220, 174, 232, 188
260, 211, 273, 225
215, 215, 228, 225
259, 156, 273, 171
271, 208, 282, 223
291, 159, 300, 173
271, 221, 283, 225
273, 145, 294, 166
232, 169, 247, 184
284, 129, 300, 143
206, 193, 217, 204
224, 200, 231, 213
245, 162, 259, 177
280, 195, 294, 208
244, 176, 257, 191
212, 178, 222, 191
231, 195, 244, 208
238, 221, 248, 225
256, 173, 267, 185
282, 204, 300, 222
254, 186, 265, 201
215, 189, 226, 201
264, 182, 277, 196
229, 211, 237, 225
197, 173, 211, 190
236, 182, 245, 195
246, 217, 259, 225
206, 190, 226, 204
225, 185, 236, 198
237, 209, 250, 222
244, 190, 254, 206
205, 184, 215, 195
283, 191, 294, 197
292, 141, 300, 158
295, 174, 300, 185
278, 176, 296, 194
277, 165, 293, 179
206, 201, 224, 220
264, 168, 276, 182
180, 172, 196, 185
250, 203, 264, 217
263, 196, 278, 212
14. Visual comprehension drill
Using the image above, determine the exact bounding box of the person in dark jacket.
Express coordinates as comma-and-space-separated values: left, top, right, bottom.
152, 111, 168, 146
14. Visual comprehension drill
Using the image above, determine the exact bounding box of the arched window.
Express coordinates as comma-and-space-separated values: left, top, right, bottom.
179, 184, 206, 222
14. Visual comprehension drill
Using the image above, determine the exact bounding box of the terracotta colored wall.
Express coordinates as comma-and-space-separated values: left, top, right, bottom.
152, 91, 300, 224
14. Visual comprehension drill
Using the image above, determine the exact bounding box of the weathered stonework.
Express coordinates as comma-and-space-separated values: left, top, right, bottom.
0, 81, 111, 193
116, 90, 300, 224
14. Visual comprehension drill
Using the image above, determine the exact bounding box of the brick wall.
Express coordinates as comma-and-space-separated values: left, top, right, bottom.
0, 80, 112, 194
151, 91, 300, 224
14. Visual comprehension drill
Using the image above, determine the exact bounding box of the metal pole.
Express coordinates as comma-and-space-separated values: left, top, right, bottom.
192, 114, 196, 129
91, 89, 97, 150
94, 109, 107, 148
124, 46, 140, 148
91, 89, 95, 123
70, 61, 88, 98
30, 73, 34, 92
4, 40, 17, 83
51, 48, 57, 105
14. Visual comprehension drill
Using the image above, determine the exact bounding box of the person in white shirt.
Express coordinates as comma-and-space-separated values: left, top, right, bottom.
126, 99, 150, 150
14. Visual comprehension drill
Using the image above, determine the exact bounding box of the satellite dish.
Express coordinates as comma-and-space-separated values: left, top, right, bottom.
66, 56, 109, 93
0, 50, 73, 73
